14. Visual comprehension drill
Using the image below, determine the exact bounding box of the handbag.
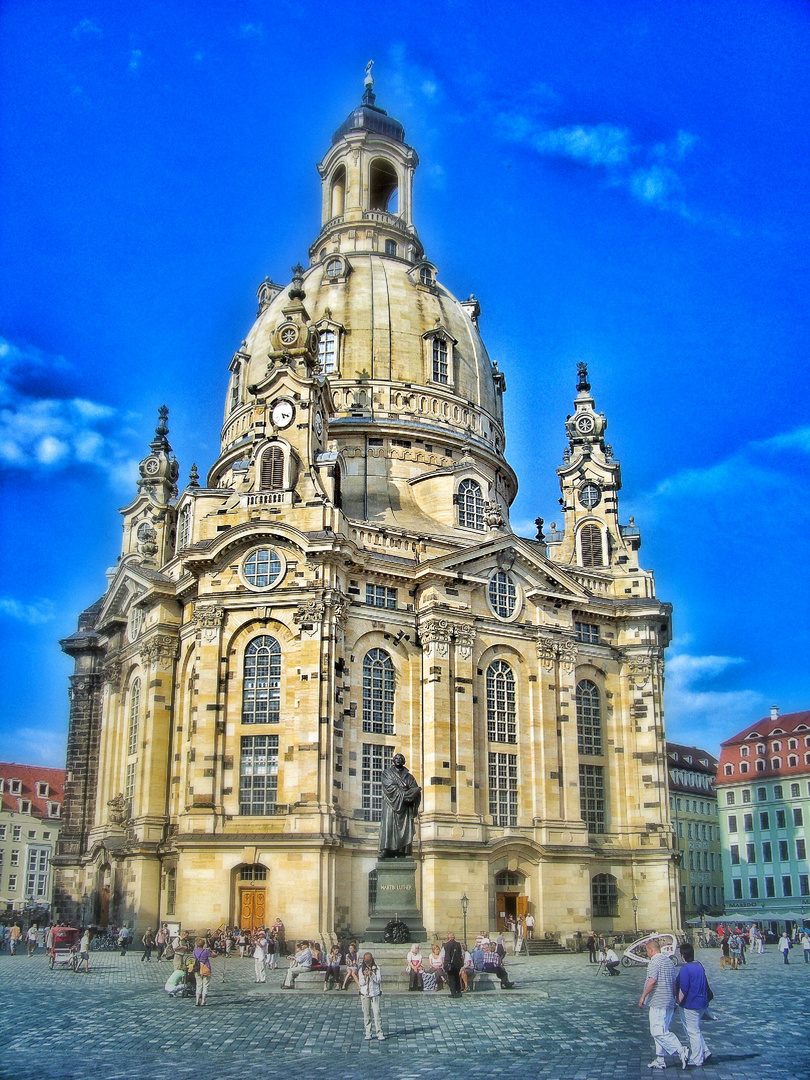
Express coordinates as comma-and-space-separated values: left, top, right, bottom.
199, 960, 211, 977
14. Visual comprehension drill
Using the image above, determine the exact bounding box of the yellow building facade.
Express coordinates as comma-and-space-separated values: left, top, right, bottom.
54, 79, 679, 943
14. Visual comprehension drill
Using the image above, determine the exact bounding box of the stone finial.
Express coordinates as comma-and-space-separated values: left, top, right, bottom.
576, 361, 590, 393
188, 463, 200, 488
289, 264, 306, 301
534, 517, 545, 542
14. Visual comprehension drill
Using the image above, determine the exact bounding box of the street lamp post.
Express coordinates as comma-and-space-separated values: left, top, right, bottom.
631, 894, 639, 936
461, 894, 469, 950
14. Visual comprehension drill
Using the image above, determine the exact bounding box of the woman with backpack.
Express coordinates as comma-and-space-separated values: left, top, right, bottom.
676, 942, 713, 1067
192, 937, 213, 1006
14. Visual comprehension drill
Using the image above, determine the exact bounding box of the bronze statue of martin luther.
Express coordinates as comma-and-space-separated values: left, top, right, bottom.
378, 753, 421, 859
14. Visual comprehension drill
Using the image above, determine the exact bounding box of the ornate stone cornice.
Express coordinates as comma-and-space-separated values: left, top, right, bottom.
192, 603, 225, 643
419, 618, 476, 659
294, 597, 326, 636
103, 661, 123, 689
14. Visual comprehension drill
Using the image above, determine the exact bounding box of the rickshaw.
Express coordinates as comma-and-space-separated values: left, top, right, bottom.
621, 932, 680, 967
48, 926, 81, 971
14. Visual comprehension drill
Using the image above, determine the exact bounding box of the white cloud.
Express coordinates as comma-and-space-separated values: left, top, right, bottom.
496, 101, 698, 218
653, 424, 810, 503
664, 651, 765, 753
0, 598, 55, 625
238, 23, 263, 38
129, 49, 142, 72
73, 19, 102, 39
0, 337, 140, 485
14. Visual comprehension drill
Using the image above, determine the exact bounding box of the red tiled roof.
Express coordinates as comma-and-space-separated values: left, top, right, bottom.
0, 762, 66, 818
715, 711, 810, 784
720, 710, 810, 747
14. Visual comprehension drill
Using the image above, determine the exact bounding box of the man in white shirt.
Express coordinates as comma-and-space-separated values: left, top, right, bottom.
281, 941, 312, 988
604, 946, 620, 975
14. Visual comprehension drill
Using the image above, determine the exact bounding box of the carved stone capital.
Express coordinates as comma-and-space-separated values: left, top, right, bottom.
325, 590, 349, 628
294, 598, 326, 636
107, 793, 130, 827
419, 617, 452, 659
141, 634, 178, 667
192, 603, 225, 643
454, 623, 477, 658
537, 633, 577, 673
625, 654, 653, 689
103, 661, 123, 689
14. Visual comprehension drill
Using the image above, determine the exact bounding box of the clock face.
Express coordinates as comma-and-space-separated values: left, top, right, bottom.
279, 324, 298, 346
315, 412, 323, 437
271, 399, 295, 428
576, 414, 595, 434
143, 457, 160, 475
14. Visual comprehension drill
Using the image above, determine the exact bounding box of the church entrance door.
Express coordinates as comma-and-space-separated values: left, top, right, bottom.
240, 888, 266, 930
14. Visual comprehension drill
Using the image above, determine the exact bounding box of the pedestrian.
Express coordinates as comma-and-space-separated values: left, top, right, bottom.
637, 937, 689, 1071
801, 929, 810, 963
778, 931, 791, 965
77, 928, 91, 973
141, 927, 155, 961
719, 936, 730, 970
252, 932, 267, 983
268, 931, 280, 970
675, 942, 712, 1067
442, 931, 464, 998
358, 952, 385, 1042
25, 924, 38, 956
118, 924, 130, 956
604, 946, 620, 975
192, 937, 213, 1006
587, 932, 597, 963
237, 928, 247, 958
155, 925, 168, 961
525, 912, 535, 940
514, 916, 525, 955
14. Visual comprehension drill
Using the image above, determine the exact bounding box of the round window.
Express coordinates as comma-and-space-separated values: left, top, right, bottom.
243, 548, 283, 589
488, 571, 518, 620
325, 258, 342, 279
579, 482, 601, 509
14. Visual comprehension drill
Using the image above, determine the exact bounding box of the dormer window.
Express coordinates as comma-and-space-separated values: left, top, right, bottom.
740, 746, 749, 757
423, 327, 456, 388
18, 799, 31, 814
420, 265, 433, 286
318, 329, 337, 374
9, 779, 21, 795
47, 802, 61, 818
432, 338, 448, 384
36, 782, 49, 798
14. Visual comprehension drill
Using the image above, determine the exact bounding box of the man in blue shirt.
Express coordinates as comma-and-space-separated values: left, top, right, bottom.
676, 943, 712, 1067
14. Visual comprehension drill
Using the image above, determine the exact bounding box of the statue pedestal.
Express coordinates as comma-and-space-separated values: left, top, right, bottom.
364, 858, 427, 942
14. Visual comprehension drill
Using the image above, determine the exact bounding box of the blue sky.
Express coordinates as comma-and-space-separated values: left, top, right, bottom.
1, 0, 808, 766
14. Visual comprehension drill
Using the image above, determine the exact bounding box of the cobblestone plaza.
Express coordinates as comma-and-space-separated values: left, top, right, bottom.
1, 947, 807, 1080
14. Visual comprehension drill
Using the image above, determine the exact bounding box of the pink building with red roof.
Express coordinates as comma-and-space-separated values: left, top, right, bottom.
0, 763, 66, 918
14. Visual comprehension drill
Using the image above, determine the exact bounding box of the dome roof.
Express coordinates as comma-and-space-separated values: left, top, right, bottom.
332, 102, 405, 146
242, 257, 499, 418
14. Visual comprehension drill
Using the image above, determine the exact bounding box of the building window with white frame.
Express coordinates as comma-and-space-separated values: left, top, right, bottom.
488, 752, 518, 826
488, 571, 517, 619
318, 328, 338, 374
457, 479, 484, 530
239, 735, 279, 815
177, 504, 192, 551
579, 763, 606, 834
128, 678, 140, 757
365, 584, 397, 609
26, 847, 49, 899
576, 679, 603, 756
362, 650, 395, 735
486, 660, 516, 743
242, 636, 281, 724
432, 337, 448, 383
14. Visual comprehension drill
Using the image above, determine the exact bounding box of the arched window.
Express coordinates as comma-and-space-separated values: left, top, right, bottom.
242, 636, 281, 724
362, 649, 395, 735
458, 479, 484, 530
330, 164, 346, 218
369, 159, 398, 212
580, 523, 604, 567
591, 873, 618, 917
128, 678, 140, 757
576, 679, 602, 756
486, 660, 516, 743
318, 329, 337, 374
260, 446, 284, 490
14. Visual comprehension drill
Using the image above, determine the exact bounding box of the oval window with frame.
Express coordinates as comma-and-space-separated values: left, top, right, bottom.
488, 571, 518, 620
579, 482, 601, 509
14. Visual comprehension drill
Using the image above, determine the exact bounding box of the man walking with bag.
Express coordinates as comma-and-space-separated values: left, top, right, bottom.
676, 942, 712, 1067
638, 938, 689, 1071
